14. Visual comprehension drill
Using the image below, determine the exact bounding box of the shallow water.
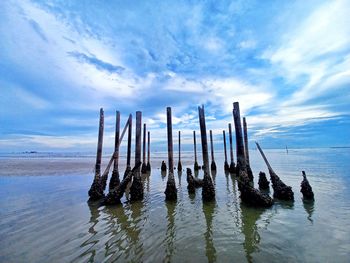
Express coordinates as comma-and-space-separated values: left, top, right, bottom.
0, 148, 350, 262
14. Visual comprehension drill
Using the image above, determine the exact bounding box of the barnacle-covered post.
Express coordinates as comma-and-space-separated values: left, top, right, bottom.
243, 117, 253, 181
130, 111, 143, 201
88, 108, 105, 200
109, 111, 121, 190
165, 107, 177, 200
198, 105, 215, 201
209, 130, 216, 171
177, 131, 182, 171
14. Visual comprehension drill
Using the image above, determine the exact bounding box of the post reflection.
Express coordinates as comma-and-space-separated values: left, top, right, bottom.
164, 200, 176, 262
303, 200, 315, 223
203, 201, 217, 263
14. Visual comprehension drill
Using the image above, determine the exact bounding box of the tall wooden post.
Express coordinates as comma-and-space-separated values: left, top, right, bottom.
243, 117, 253, 180
209, 130, 216, 171
141, 123, 147, 173
233, 102, 246, 173
177, 131, 182, 171
228, 123, 236, 173
198, 105, 215, 201
193, 130, 199, 170
146, 131, 151, 171
223, 130, 229, 171
88, 108, 105, 200
109, 111, 121, 190
165, 107, 177, 200
126, 114, 132, 168
130, 111, 143, 201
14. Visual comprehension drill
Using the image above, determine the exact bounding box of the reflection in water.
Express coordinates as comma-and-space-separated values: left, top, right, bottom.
203, 201, 217, 263
178, 170, 182, 186
165, 201, 176, 262
161, 170, 167, 180
230, 175, 241, 228
303, 200, 315, 223
211, 170, 217, 184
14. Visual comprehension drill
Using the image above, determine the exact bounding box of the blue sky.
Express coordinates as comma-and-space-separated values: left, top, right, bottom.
0, 0, 349, 152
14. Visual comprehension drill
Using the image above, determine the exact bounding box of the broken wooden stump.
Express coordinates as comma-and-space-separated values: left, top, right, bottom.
198, 105, 215, 201
88, 108, 105, 201
301, 171, 314, 201
256, 142, 294, 201
223, 130, 229, 172
161, 160, 167, 171
165, 107, 177, 201
130, 111, 144, 201
177, 131, 182, 171
258, 172, 270, 190
243, 117, 253, 181
104, 162, 141, 205
141, 123, 147, 173
209, 130, 217, 171
186, 168, 196, 194
233, 102, 273, 207
109, 110, 121, 190
146, 131, 151, 172
193, 130, 199, 171
228, 123, 236, 174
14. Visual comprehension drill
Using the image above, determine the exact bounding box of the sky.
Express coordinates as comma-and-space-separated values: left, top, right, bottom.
0, 0, 349, 152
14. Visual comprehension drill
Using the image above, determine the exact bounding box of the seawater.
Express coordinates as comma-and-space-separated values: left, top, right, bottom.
0, 148, 349, 262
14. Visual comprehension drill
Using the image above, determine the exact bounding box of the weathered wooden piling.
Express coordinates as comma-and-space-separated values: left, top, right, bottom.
258, 172, 270, 190
88, 108, 105, 200
165, 107, 177, 201
186, 168, 196, 194
300, 171, 314, 200
146, 131, 151, 172
198, 105, 215, 201
193, 131, 199, 171
124, 114, 132, 178
256, 142, 294, 201
228, 123, 236, 174
233, 102, 273, 207
223, 130, 229, 172
141, 123, 147, 173
130, 111, 144, 201
209, 130, 217, 171
109, 111, 121, 190
243, 117, 253, 181
161, 160, 167, 171
177, 131, 182, 171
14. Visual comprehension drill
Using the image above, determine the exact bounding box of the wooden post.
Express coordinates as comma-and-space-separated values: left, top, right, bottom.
233, 102, 246, 172
223, 130, 229, 171
146, 131, 151, 171
88, 108, 105, 200
228, 123, 236, 173
198, 105, 215, 201
243, 117, 253, 180
165, 107, 177, 200
130, 111, 143, 201
177, 131, 182, 171
141, 123, 147, 173
193, 130, 199, 170
126, 114, 132, 168
209, 130, 216, 171
108, 111, 121, 190
95, 108, 104, 179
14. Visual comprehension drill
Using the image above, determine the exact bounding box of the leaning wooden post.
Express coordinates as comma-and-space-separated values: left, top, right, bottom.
165, 107, 177, 200
193, 131, 199, 171
125, 114, 132, 171
243, 117, 253, 181
146, 131, 151, 172
141, 123, 147, 173
108, 111, 121, 190
209, 130, 216, 171
198, 105, 215, 201
223, 130, 229, 171
233, 102, 246, 173
228, 123, 236, 174
177, 131, 182, 171
130, 111, 143, 201
88, 108, 105, 200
